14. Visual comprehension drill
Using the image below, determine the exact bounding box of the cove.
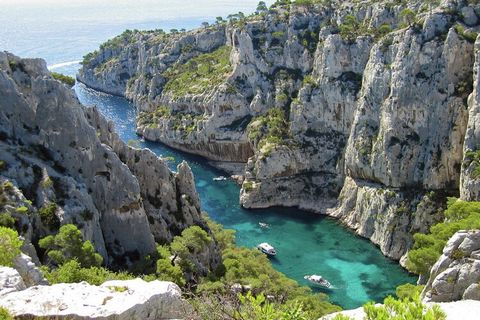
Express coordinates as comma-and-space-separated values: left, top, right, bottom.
75, 82, 416, 309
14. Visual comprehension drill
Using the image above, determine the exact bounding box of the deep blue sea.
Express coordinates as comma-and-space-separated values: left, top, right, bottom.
0, 0, 415, 309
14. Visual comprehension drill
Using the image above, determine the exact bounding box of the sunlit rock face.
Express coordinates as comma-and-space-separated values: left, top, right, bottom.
0, 52, 218, 268
79, 0, 480, 260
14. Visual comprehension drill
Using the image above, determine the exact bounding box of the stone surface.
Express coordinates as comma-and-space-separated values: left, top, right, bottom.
13, 253, 48, 287
0, 278, 189, 319
0, 267, 26, 296
422, 230, 480, 302
321, 300, 480, 320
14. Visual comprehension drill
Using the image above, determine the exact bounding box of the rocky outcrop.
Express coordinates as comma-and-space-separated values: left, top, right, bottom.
321, 299, 480, 320
0, 277, 189, 319
422, 230, 480, 302
461, 36, 480, 201
79, 0, 480, 260
0, 267, 26, 296
0, 52, 217, 268
13, 253, 48, 287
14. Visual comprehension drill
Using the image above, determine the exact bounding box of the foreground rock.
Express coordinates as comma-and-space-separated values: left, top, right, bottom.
0, 278, 188, 319
422, 230, 480, 302
321, 300, 480, 320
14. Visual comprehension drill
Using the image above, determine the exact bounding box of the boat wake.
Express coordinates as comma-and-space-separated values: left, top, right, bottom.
48, 60, 81, 70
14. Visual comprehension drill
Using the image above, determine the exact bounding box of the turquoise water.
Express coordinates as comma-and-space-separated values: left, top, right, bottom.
1, 0, 416, 309
75, 83, 416, 309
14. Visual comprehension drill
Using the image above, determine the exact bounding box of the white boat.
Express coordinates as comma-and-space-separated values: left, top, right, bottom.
304, 275, 333, 289
213, 176, 227, 181
257, 242, 276, 256
259, 222, 270, 229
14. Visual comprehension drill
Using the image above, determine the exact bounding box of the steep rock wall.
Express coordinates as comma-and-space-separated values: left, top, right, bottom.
0, 52, 216, 267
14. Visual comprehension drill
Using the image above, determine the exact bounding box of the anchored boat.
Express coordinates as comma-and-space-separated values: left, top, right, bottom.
304, 275, 333, 289
257, 242, 276, 256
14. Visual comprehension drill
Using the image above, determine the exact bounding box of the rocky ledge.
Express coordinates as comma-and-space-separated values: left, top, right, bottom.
422, 229, 480, 302
0, 267, 188, 319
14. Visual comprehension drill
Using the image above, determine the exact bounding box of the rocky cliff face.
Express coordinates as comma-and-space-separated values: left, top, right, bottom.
422, 230, 480, 302
0, 52, 217, 268
79, 0, 480, 260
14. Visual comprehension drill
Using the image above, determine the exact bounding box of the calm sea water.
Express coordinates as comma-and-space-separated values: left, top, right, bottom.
1, 0, 415, 309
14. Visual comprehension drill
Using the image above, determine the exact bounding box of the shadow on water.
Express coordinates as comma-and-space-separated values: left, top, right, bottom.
75, 82, 416, 309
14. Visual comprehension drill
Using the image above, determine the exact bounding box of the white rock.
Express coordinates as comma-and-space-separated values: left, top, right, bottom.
0, 278, 189, 319
321, 300, 480, 320
0, 267, 26, 296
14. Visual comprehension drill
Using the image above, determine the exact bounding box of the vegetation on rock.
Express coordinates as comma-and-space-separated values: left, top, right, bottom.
163, 46, 232, 97
407, 199, 480, 275
51, 72, 75, 86
0, 227, 22, 267
39, 224, 103, 268
332, 294, 445, 320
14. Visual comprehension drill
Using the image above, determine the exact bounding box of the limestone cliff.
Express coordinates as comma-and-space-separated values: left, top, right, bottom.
0, 52, 217, 268
422, 230, 480, 302
79, 0, 480, 260
0, 267, 189, 319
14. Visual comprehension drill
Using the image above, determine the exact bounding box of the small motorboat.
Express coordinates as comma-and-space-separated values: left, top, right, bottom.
213, 176, 227, 181
304, 275, 333, 289
259, 222, 270, 229
257, 242, 276, 256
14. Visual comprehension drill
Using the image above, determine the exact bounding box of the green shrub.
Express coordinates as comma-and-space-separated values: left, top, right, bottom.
0, 213, 15, 229
156, 258, 185, 286
400, 8, 416, 27
395, 283, 424, 300
243, 181, 254, 192
0, 307, 13, 320
170, 226, 211, 272
15, 206, 29, 214
454, 23, 478, 44
51, 72, 75, 86
43, 259, 132, 285
247, 108, 289, 148
39, 202, 60, 229
0, 161, 6, 171
464, 149, 480, 178
363, 294, 445, 320
302, 75, 317, 87
2, 181, 13, 191
376, 24, 392, 37
0, 227, 23, 266
39, 224, 103, 267
407, 198, 480, 275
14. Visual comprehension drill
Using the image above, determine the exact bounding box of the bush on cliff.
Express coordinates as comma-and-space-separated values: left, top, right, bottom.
163, 45, 232, 97
0, 307, 13, 320
407, 199, 480, 275
39, 224, 103, 268
51, 72, 75, 86
43, 259, 133, 285
0, 226, 22, 267
332, 294, 445, 320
